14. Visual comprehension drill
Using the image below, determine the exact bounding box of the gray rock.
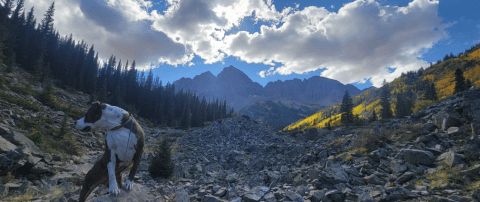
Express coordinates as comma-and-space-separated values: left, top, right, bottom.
399, 149, 435, 166
214, 187, 227, 198
472, 188, 480, 201
90, 183, 156, 202
309, 190, 326, 202
203, 195, 224, 202
422, 123, 437, 133
318, 163, 349, 185
447, 127, 461, 136
437, 151, 464, 167
1, 130, 42, 155
286, 191, 303, 202
442, 116, 462, 130
0, 135, 16, 153
459, 164, 480, 177
56, 111, 66, 116
395, 172, 414, 184
0, 185, 8, 197
390, 160, 408, 175
369, 148, 388, 162
174, 190, 190, 202
363, 174, 385, 185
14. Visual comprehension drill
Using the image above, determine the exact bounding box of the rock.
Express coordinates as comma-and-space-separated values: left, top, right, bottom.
243, 192, 262, 202
325, 190, 345, 202
399, 149, 435, 166
390, 160, 408, 175
309, 190, 326, 202
472, 188, 480, 200
203, 195, 224, 202
442, 116, 462, 130
437, 151, 464, 167
363, 174, 385, 185
90, 183, 156, 202
0, 135, 17, 153
459, 164, 480, 177
214, 187, 227, 198
447, 127, 461, 136
369, 148, 388, 162
56, 111, 66, 116
317, 163, 349, 186
0, 185, 8, 197
174, 189, 190, 202
422, 123, 437, 133
285, 191, 303, 202
1, 130, 43, 155
395, 172, 414, 184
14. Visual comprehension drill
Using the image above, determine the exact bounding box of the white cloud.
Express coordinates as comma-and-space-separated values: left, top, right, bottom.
23, 0, 447, 86
223, 0, 447, 86
24, 0, 190, 70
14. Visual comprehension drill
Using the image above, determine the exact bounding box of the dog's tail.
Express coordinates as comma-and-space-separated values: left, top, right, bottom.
79, 154, 109, 202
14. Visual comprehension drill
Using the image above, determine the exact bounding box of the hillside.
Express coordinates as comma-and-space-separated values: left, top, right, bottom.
285, 43, 480, 132
239, 100, 324, 131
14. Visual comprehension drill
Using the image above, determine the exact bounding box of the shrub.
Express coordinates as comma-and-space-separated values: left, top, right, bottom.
149, 139, 175, 179
413, 100, 436, 112
0, 91, 40, 111
27, 129, 45, 145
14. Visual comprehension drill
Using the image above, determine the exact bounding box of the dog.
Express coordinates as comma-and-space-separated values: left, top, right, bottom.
74, 101, 145, 202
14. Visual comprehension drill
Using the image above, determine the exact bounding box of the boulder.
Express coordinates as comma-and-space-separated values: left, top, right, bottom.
447, 127, 461, 136
437, 151, 464, 167
1, 130, 43, 156
0, 135, 16, 153
174, 189, 190, 202
422, 123, 437, 133
90, 183, 156, 202
442, 116, 462, 130
399, 149, 435, 166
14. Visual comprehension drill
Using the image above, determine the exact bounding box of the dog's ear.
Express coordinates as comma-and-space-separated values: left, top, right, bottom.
91, 101, 101, 110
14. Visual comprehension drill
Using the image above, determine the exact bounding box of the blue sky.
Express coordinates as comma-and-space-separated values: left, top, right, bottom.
24, 0, 480, 89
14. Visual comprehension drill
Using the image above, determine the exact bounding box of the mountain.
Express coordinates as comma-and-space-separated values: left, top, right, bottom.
173, 65, 361, 129
285, 43, 480, 132
173, 65, 361, 110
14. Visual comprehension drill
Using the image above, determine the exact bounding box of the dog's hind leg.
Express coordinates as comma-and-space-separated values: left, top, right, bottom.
78, 153, 109, 202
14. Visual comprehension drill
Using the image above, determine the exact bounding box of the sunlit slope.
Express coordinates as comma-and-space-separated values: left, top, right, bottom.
284, 44, 480, 132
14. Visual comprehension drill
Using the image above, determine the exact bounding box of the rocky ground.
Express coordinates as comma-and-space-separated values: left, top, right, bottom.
3, 66, 480, 202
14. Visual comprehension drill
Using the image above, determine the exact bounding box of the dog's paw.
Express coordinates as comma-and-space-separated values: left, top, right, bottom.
109, 186, 120, 196
123, 179, 133, 191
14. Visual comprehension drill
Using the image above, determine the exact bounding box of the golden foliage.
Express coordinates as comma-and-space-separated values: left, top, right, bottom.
423, 74, 435, 82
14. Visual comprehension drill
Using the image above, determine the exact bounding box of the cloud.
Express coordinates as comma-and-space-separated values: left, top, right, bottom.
258, 66, 275, 78
24, 0, 190, 70
23, 0, 447, 86
224, 0, 447, 86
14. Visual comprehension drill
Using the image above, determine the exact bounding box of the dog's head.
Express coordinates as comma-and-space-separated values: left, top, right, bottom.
75, 101, 129, 132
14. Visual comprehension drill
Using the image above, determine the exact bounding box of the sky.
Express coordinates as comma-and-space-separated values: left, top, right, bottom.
23, 0, 480, 89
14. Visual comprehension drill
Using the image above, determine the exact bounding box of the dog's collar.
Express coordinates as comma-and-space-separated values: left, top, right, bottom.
111, 115, 134, 131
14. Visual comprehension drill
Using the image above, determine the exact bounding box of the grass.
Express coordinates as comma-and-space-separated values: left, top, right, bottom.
336, 152, 353, 161
0, 90, 40, 111
326, 137, 346, 147
348, 147, 367, 156
426, 163, 462, 189
352, 127, 392, 153
2, 195, 34, 201
391, 122, 423, 142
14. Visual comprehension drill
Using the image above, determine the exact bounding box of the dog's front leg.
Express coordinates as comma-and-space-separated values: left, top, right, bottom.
107, 152, 120, 196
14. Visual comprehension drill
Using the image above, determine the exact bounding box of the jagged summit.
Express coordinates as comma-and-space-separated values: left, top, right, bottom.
174, 65, 360, 110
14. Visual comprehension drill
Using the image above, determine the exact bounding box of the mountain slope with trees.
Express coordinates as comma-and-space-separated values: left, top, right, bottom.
0, 0, 230, 128
285, 43, 480, 131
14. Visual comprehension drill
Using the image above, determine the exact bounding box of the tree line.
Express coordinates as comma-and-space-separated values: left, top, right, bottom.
0, 0, 231, 128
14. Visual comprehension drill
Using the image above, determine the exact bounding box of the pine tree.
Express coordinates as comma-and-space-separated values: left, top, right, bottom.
148, 139, 175, 179
340, 90, 354, 126
369, 110, 377, 122
395, 91, 406, 118
380, 80, 393, 120
454, 68, 466, 94
425, 83, 438, 101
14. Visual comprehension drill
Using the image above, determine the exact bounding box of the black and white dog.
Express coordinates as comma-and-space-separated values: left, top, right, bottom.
75, 101, 145, 202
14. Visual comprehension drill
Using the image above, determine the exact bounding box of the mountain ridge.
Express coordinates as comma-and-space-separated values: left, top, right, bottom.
173, 65, 361, 110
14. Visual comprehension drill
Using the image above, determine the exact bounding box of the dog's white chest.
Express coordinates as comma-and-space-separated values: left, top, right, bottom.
106, 129, 138, 166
